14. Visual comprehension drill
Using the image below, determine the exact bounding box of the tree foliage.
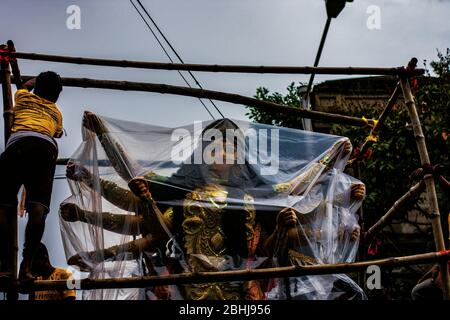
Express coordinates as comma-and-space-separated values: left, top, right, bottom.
247, 51, 450, 239
246, 82, 305, 129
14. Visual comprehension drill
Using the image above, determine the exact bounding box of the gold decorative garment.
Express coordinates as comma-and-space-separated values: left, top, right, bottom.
182, 183, 258, 300
273, 162, 325, 194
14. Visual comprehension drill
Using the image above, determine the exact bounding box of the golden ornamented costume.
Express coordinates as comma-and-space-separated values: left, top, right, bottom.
179, 183, 261, 300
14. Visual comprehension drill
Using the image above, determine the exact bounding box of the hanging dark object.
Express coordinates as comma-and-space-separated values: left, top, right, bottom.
325, 0, 353, 18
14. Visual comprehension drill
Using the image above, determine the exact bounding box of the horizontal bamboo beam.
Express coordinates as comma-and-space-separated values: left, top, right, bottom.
3, 75, 370, 127
366, 181, 426, 239
0, 51, 425, 76
10, 250, 449, 292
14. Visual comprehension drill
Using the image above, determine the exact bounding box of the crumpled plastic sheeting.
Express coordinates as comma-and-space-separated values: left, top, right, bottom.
60, 113, 366, 300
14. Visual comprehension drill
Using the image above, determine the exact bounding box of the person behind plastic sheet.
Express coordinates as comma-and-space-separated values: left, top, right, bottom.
411, 262, 450, 300
262, 169, 365, 300
61, 118, 364, 299
0, 71, 63, 282
29, 243, 76, 301
62, 119, 266, 299
264, 169, 365, 265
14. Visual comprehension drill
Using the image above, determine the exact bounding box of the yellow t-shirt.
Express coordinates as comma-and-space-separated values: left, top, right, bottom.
32, 268, 76, 301
12, 89, 63, 138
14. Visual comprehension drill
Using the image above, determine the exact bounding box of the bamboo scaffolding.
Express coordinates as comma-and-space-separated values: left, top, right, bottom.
400, 76, 450, 300
1, 46, 446, 299
0, 51, 425, 76
11, 250, 448, 292
366, 181, 425, 238
1, 75, 371, 127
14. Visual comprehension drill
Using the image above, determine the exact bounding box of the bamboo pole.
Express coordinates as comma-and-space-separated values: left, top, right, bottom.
1, 75, 370, 127
366, 181, 425, 238
6, 41, 22, 89
0, 47, 14, 141
354, 163, 367, 289
0, 45, 18, 300
14, 250, 449, 292
400, 75, 450, 300
356, 83, 401, 158
376, 83, 401, 128
0, 51, 425, 76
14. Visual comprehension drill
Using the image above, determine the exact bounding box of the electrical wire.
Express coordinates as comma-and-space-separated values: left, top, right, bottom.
129, 0, 218, 119
135, 0, 225, 118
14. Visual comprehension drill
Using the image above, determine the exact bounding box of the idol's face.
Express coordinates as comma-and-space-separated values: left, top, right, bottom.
206, 141, 237, 176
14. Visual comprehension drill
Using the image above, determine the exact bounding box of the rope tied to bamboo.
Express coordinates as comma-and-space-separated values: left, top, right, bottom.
438, 250, 450, 256
0, 46, 11, 64
361, 117, 380, 143
366, 236, 382, 256
361, 116, 379, 129
5, 42, 17, 65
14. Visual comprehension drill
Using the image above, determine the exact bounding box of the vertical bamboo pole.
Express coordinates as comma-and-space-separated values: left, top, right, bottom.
6, 42, 22, 298
1, 46, 13, 141
7, 41, 23, 89
0, 45, 18, 300
354, 163, 367, 290
400, 76, 450, 300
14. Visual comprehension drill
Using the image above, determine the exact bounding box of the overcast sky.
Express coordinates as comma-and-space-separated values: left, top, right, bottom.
0, 0, 449, 292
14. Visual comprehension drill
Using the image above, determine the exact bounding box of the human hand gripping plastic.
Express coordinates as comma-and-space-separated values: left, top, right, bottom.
60, 203, 84, 222
343, 140, 352, 156
330, 139, 352, 157
320, 139, 352, 168
66, 161, 92, 183
83, 111, 108, 134
277, 207, 299, 229
128, 176, 152, 200
67, 251, 98, 272
350, 184, 365, 201
350, 226, 361, 242
338, 225, 361, 242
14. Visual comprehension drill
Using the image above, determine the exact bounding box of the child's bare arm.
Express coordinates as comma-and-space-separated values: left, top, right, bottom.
22, 77, 36, 91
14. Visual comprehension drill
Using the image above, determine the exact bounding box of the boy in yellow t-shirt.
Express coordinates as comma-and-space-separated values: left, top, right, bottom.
0, 71, 63, 282
29, 243, 76, 300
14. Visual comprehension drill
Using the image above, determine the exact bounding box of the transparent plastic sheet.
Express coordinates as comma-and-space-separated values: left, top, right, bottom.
59, 113, 366, 300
